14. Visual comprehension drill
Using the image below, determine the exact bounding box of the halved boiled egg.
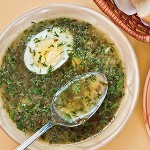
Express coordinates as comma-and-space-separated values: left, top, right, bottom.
24, 27, 73, 74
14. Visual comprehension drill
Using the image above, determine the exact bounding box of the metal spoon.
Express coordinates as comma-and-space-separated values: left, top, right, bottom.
16, 72, 108, 150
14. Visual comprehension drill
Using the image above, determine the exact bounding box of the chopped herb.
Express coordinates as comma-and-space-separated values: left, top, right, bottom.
41, 62, 47, 67
39, 21, 45, 27
78, 107, 84, 112
54, 39, 58, 42
72, 83, 80, 94
48, 44, 54, 48
31, 22, 36, 25
71, 111, 77, 115
89, 74, 97, 82
9, 110, 15, 121
64, 113, 71, 119
30, 63, 34, 67
85, 96, 91, 102
66, 44, 72, 47
34, 38, 41, 43
33, 50, 36, 56
29, 47, 32, 53
47, 27, 53, 32
48, 65, 53, 73
53, 31, 59, 37
38, 55, 42, 63
57, 41, 66, 47
60, 28, 66, 33
66, 49, 71, 52
16, 121, 25, 131
45, 35, 48, 38
59, 51, 64, 54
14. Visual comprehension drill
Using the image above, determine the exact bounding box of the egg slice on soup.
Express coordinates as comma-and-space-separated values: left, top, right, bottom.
24, 27, 73, 74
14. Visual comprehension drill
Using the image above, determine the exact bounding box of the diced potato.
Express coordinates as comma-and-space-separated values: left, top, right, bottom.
72, 57, 82, 67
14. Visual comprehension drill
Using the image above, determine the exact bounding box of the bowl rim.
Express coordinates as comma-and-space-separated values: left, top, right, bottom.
0, 3, 140, 149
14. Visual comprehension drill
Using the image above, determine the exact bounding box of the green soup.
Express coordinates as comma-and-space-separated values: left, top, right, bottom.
0, 18, 125, 144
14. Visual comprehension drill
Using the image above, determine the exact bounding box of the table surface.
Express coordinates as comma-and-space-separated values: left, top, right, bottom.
0, 0, 150, 150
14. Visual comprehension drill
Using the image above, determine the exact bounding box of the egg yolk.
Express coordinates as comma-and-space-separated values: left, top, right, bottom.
33, 38, 63, 68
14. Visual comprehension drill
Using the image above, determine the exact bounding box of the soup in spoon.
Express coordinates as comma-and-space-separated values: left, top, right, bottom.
52, 72, 108, 125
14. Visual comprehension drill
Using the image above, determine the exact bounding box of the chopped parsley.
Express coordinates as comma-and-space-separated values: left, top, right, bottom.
0, 18, 124, 145
30, 63, 34, 67
71, 83, 81, 94
57, 41, 66, 47
48, 44, 54, 48
66, 44, 72, 47
48, 65, 53, 73
53, 31, 59, 37
38, 55, 42, 63
34, 38, 41, 43
60, 28, 66, 33
47, 27, 53, 32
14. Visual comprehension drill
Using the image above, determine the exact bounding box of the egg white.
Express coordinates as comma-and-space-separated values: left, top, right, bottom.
24, 27, 73, 74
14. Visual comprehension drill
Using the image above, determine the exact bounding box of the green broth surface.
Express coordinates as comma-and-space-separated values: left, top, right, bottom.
0, 18, 125, 144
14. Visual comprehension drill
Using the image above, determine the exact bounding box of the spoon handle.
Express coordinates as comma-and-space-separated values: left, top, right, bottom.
16, 122, 53, 150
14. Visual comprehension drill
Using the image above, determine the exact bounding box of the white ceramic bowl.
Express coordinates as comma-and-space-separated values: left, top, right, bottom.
0, 4, 140, 150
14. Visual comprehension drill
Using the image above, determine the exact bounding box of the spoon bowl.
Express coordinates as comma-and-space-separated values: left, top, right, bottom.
51, 72, 108, 127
